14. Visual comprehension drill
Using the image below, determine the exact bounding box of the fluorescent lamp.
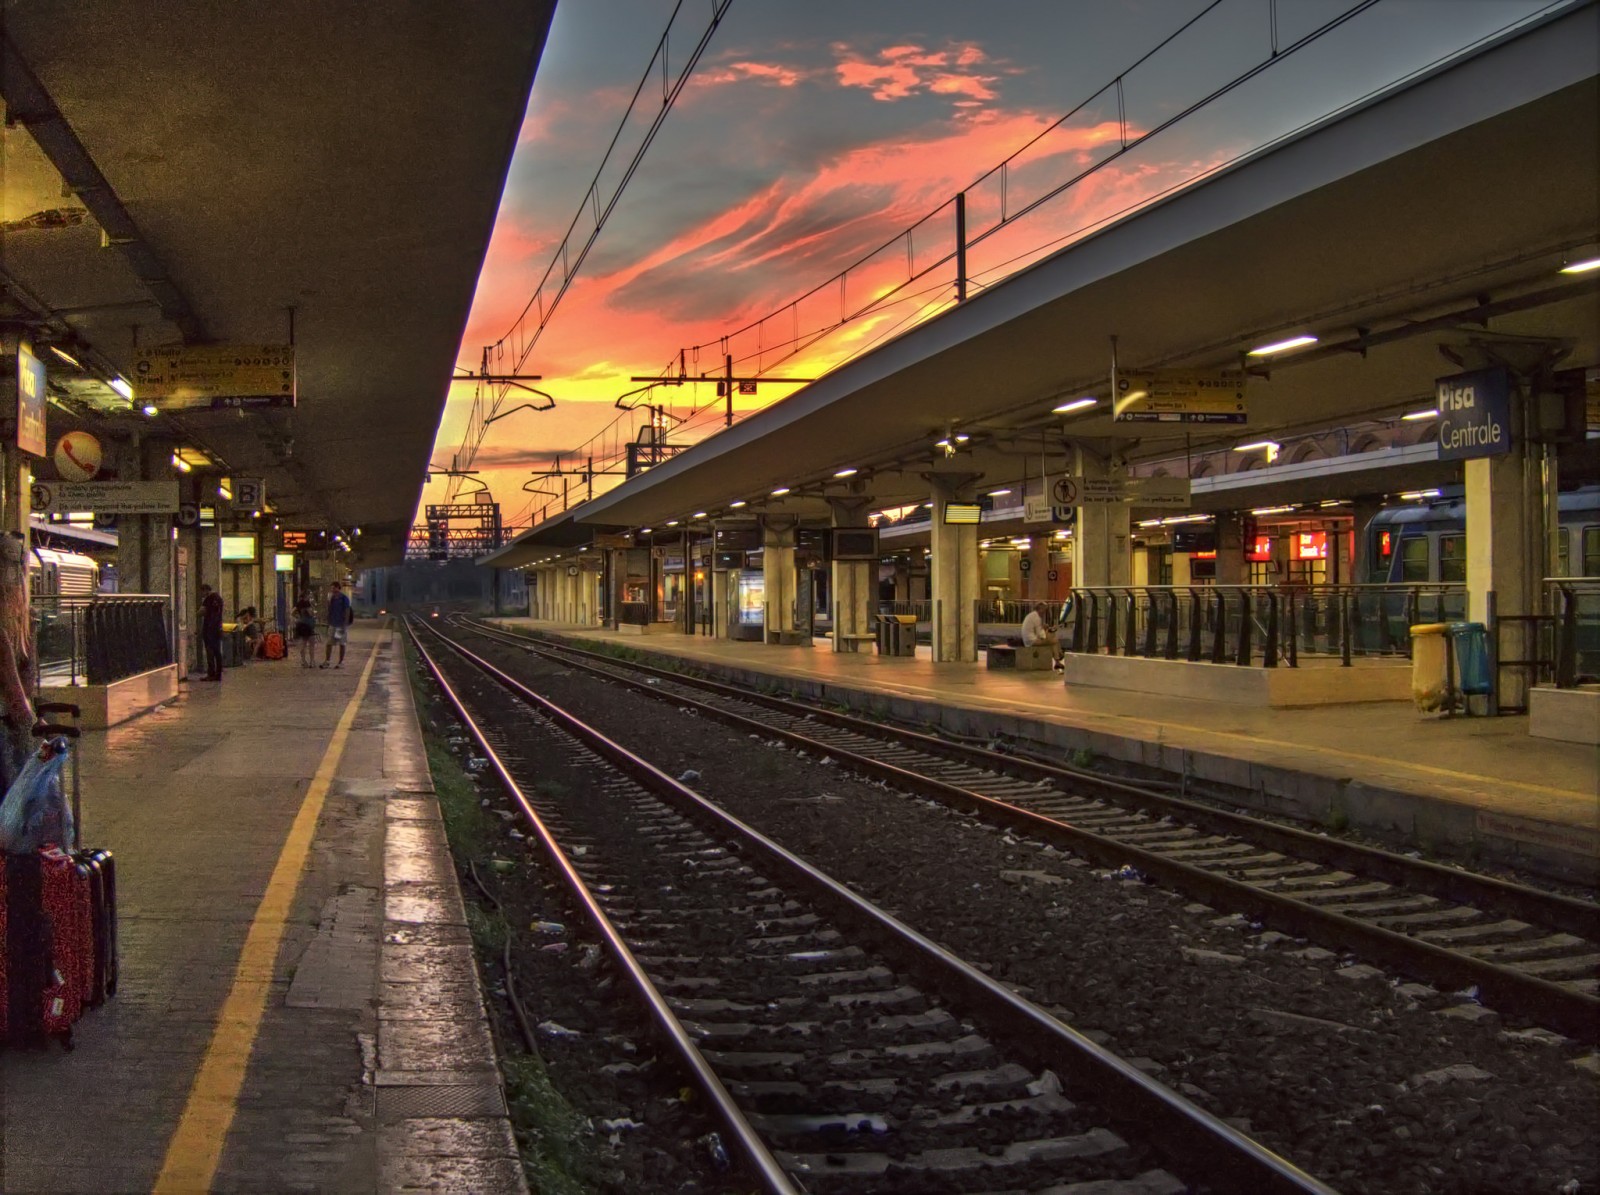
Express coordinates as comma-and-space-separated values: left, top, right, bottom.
1054, 397, 1097, 414
1399, 489, 1441, 500
729, 500, 747, 509
1233, 440, 1279, 453
1250, 505, 1295, 515
640, 527, 652, 533
1560, 256, 1600, 274
833, 467, 858, 478
934, 438, 951, 449
1246, 334, 1318, 356
171, 454, 191, 473
49, 346, 81, 368
218, 484, 233, 501
771, 487, 790, 496
141, 404, 159, 417
986, 489, 1012, 497
692, 511, 706, 518
109, 376, 135, 400
1138, 519, 1164, 527
666, 520, 679, 527
1402, 408, 1439, 421
953, 433, 969, 443
1319, 499, 1347, 508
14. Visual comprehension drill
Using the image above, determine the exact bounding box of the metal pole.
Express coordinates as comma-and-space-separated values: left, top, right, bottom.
954, 192, 967, 303
725, 353, 734, 427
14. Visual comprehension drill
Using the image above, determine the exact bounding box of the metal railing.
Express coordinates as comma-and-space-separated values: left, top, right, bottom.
618, 601, 651, 627
34, 594, 173, 687
1548, 577, 1600, 689
1059, 584, 1466, 668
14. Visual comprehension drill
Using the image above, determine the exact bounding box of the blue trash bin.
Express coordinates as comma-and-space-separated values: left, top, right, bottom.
1448, 622, 1490, 697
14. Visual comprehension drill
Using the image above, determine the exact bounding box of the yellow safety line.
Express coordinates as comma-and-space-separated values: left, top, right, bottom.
152, 636, 382, 1194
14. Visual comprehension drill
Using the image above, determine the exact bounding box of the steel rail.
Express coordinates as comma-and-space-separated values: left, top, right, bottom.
454, 619, 1600, 1045
463, 618, 1597, 937
406, 620, 801, 1195
420, 617, 1336, 1194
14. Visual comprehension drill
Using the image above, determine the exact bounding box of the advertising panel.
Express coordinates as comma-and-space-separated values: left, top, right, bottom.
16, 344, 47, 458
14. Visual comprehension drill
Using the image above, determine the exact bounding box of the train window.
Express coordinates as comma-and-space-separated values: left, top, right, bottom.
1399, 536, 1429, 582
1584, 527, 1600, 577
1557, 528, 1570, 578
1439, 535, 1466, 583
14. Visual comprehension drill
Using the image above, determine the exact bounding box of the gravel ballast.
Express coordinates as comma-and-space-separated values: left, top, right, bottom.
450, 630, 1598, 1195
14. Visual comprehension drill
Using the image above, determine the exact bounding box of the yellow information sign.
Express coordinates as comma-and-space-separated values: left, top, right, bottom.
132, 344, 295, 410
1114, 369, 1247, 424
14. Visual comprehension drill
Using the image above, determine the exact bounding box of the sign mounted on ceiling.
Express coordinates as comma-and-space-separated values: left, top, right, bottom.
132, 344, 296, 410
1113, 369, 1248, 424
31, 479, 180, 516
1436, 367, 1512, 461
232, 477, 266, 511
15, 344, 47, 458
1023, 495, 1074, 525
1038, 475, 1192, 509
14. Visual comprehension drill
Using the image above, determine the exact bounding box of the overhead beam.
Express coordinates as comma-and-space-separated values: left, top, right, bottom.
0, 33, 206, 344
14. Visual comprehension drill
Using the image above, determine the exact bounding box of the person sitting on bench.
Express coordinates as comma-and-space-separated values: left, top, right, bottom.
1021, 602, 1065, 672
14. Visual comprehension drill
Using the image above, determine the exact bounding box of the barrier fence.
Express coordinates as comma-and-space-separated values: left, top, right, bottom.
1549, 578, 1600, 689
34, 594, 173, 687
1060, 585, 1465, 668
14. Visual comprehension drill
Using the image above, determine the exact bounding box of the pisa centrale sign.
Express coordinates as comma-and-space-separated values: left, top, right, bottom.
1436, 367, 1512, 461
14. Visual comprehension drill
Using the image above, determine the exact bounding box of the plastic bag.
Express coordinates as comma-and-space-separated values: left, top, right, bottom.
0, 736, 73, 854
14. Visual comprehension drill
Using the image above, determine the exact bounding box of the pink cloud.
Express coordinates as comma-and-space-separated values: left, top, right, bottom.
832, 40, 1007, 104
697, 60, 810, 88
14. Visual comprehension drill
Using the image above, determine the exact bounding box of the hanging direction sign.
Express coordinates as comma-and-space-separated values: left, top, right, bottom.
31, 479, 180, 515
1114, 369, 1247, 424
1023, 494, 1075, 524
132, 344, 296, 410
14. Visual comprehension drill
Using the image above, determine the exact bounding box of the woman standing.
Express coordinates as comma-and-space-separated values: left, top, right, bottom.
292, 595, 317, 668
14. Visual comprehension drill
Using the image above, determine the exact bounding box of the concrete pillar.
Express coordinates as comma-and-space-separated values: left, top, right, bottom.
1071, 449, 1131, 587
762, 518, 797, 643
1466, 437, 1544, 711
828, 499, 874, 653
929, 480, 980, 663
1026, 537, 1050, 600
712, 566, 732, 638
1214, 512, 1246, 586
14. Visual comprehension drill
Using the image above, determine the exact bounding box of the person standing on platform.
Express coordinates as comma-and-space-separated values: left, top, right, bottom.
321, 582, 354, 669
292, 595, 318, 669
198, 583, 225, 681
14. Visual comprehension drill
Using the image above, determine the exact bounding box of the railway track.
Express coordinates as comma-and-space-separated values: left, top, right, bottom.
409, 617, 1334, 1195
449, 617, 1600, 1045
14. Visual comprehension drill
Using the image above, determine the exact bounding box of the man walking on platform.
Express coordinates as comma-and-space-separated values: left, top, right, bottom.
198, 583, 225, 681
320, 581, 354, 669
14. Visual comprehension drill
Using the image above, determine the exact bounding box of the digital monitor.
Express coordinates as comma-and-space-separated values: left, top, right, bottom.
1294, 532, 1328, 561
714, 550, 744, 570
274, 552, 295, 572
830, 528, 879, 560
943, 503, 982, 525
1245, 536, 1274, 563
1171, 529, 1216, 554
220, 535, 258, 562
715, 526, 760, 551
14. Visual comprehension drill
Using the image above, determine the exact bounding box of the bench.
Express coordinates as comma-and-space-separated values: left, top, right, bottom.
834, 633, 877, 653
987, 643, 1055, 671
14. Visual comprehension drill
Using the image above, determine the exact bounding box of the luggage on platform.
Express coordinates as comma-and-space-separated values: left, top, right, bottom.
0, 705, 117, 1049
261, 630, 287, 660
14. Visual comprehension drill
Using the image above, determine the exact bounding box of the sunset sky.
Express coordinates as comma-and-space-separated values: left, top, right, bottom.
422, 0, 1560, 528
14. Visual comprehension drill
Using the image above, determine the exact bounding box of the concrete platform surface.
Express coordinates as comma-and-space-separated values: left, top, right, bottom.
0, 623, 523, 1195
497, 619, 1599, 884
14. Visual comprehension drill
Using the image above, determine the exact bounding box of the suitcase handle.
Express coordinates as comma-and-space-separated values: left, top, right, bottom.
32, 724, 82, 739
36, 702, 82, 719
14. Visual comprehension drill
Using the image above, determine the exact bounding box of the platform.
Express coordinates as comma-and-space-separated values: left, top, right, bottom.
1, 624, 523, 1194
494, 619, 1600, 886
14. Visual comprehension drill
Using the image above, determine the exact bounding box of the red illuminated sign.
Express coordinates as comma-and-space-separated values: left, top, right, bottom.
1294, 532, 1328, 561
1379, 530, 1392, 557
1191, 550, 1217, 560
1246, 536, 1273, 563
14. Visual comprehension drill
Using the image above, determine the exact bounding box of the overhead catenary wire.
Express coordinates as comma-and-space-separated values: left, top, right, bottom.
449, 0, 736, 497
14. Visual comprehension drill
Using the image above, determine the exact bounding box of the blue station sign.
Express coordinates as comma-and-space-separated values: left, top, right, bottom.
1436, 367, 1513, 461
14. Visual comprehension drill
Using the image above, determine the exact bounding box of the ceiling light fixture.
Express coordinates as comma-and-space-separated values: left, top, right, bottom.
1246, 334, 1318, 356
1249, 505, 1295, 515
1401, 408, 1439, 421
1053, 397, 1097, 414
1559, 255, 1600, 274
1233, 440, 1280, 453
109, 376, 135, 400
986, 489, 1011, 497
729, 500, 747, 509
141, 404, 159, 417
834, 467, 858, 478
49, 346, 81, 368
771, 486, 790, 496
692, 511, 706, 518
1399, 489, 1441, 501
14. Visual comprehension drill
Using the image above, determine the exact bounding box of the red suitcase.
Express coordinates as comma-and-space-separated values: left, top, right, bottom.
1, 850, 85, 1048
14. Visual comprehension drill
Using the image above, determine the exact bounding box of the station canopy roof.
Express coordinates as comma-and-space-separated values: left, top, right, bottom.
502, 7, 1595, 564
0, 3, 555, 565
